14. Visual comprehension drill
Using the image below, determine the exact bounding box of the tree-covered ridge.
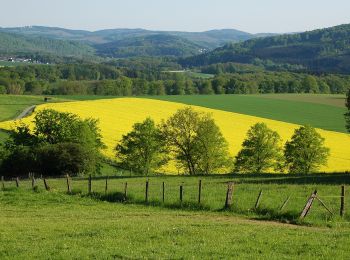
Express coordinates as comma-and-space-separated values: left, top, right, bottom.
181, 24, 350, 73
95, 34, 205, 58
0, 32, 95, 59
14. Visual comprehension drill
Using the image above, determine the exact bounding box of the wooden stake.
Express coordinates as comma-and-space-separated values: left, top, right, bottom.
15, 177, 19, 188
180, 184, 183, 204
43, 178, 50, 191
340, 185, 345, 217
198, 180, 202, 204
1, 176, 4, 190
66, 174, 71, 193
279, 195, 291, 212
255, 190, 263, 209
88, 174, 92, 194
225, 182, 234, 209
300, 190, 317, 219
145, 180, 149, 202
162, 182, 165, 203
31, 176, 36, 189
105, 176, 108, 194
124, 182, 128, 199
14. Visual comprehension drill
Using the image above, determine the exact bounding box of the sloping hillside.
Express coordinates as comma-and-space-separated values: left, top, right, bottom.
181, 24, 350, 73
0, 31, 95, 59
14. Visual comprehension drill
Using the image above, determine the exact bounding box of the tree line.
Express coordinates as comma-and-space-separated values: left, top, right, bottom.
116, 107, 329, 175
0, 108, 330, 177
1, 63, 349, 95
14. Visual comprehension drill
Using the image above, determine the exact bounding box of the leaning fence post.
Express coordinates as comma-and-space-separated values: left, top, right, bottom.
340, 185, 345, 217
300, 190, 317, 219
198, 180, 202, 204
1, 176, 4, 190
162, 182, 165, 203
15, 177, 19, 188
66, 174, 71, 193
225, 182, 234, 209
43, 178, 50, 191
180, 184, 184, 204
255, 190, 263, 209
279, 195, 291, 212
145, 180, 149, 202
88, 174, 92, 194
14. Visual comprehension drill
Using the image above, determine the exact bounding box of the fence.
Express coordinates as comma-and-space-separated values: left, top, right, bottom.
1, 174, 347, 220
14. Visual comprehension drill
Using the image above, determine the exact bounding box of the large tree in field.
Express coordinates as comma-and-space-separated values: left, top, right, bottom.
2, 109, 104, 177
345, 89, 350, 132
234, 123, 283, 173
161, 107, 231, 175
116, 118, 168, 175
284, 125, 329, 174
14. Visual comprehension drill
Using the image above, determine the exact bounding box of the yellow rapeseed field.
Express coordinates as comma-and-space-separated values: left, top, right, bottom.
0, 98, 349, 173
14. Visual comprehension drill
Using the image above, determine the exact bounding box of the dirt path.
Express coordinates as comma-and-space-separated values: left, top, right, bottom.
16, 105, 36, 120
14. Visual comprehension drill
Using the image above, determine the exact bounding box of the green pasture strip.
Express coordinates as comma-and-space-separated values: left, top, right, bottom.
149, 95, 348, 133
1, 178, 350, 258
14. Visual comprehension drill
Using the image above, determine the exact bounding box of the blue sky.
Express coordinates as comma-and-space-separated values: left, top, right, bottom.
1, 0, 349, 33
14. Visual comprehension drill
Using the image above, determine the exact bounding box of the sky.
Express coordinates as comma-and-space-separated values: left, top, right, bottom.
0, 0, 349, 33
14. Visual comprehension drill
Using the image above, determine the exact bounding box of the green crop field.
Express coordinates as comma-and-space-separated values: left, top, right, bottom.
1, 174, 350, 258
150, 94, 347, 133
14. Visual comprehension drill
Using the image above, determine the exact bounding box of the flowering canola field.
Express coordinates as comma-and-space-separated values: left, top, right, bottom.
0, 98, 349, 173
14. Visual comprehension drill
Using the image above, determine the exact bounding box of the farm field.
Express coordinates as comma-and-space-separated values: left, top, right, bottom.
150, 94, 347, 133
0, 97, 349, 173
1, 175, 350, 259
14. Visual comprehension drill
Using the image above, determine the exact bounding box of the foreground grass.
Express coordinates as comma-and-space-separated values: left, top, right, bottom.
1, 187, 350, 259
150, 94, 347, 132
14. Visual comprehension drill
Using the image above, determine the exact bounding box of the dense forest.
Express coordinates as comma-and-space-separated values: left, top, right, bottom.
180, 24, 350, 74
0, 63, 349, 96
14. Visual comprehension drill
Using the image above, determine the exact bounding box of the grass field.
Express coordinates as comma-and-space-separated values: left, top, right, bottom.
1, 175, 350, 258
150, 94, 347, 133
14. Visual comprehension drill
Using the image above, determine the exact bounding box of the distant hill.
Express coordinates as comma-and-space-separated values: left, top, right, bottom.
95, 34, 205, 58
180, 24, 350, 73
0, 26, 275, 50
0, 31, 95, 60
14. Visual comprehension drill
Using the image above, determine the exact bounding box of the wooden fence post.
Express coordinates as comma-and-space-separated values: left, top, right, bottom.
162, 182, 165, 203
1, 176, 4, 190
225, 182, 234, 209
66, 174, 71, 193
255, 190, 263, 209
124, 182, 128, 199
279, 195, 291, 212
88, 174, 92, 194
145, 180, 149, 202
180, 184, 183, 204
198, 180, 202, 204
340, 185, 345, 217
105, 176, 108, 194
15, 177, 19, 188
43, 178, 50, 191
300, 190, 317, 219
31, 176, 36, 190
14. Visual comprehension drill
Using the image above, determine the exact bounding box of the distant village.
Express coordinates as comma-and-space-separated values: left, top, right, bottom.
0, 57, 49, 65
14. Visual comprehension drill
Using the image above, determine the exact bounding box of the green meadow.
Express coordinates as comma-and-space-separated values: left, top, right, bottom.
1, 174, 350, 259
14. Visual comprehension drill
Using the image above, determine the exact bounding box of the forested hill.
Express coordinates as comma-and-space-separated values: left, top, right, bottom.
95, 34, 205, 58
180, 24, 350, 74
0, 31, 95, 61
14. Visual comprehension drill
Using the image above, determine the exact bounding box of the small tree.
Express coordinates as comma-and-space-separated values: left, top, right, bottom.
162, 107, 231, 175
345, 89, 350, 132
284, 125, 330, 174
116, 118, 168, 175
234, 123, 283, 173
